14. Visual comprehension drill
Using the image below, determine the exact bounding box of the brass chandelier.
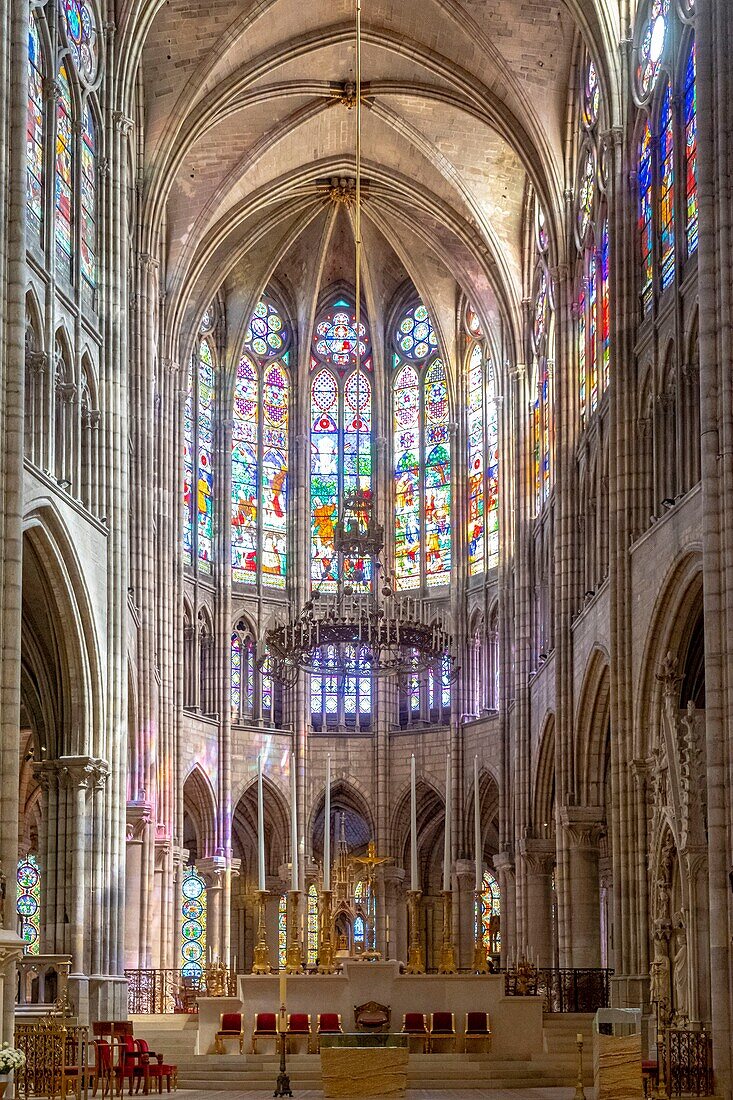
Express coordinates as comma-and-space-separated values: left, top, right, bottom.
258, 0, 456, 688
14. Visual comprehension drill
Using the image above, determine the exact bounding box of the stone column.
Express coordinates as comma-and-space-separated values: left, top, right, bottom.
197, 857, 226, 962
493, 850, 516, 966
519, 838, 555, 966
381, 866, 404, 962
560, 807, 605, 968
124, 801, 153, 969
454, 859, 476, 968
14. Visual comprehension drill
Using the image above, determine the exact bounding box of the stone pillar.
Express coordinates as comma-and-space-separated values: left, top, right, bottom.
382, 866, 404, 962
197, 857, 226, 962
519, 839, 555, 966
560, 807, 605, 968
124, 801, 153, 968
493, 850, 516, 966
454, 859, 476, 968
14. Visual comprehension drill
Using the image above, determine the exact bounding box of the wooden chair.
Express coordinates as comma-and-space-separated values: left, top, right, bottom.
285, 1013, 311, 1054
251, 1013, 278, 1054
354, 1001, 391, 1032
401, 1012, 428, 1054
92, 1039, 114, 1098
429, 1012, 456, 1053
214, 1012, 244, 1054
144, 1054, 177, 1094
463, 1011, 491, 1053
315, 1013, 343, 1052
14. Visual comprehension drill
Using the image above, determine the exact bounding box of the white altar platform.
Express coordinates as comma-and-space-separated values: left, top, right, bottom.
196, 961, 544, 1057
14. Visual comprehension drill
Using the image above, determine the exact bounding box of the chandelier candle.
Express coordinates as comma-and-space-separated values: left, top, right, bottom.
443, 753, 451, 893
410, 754, 419, 891
474, 755, 481, 891
257, 753, 266, 892
290, 753, 299, 890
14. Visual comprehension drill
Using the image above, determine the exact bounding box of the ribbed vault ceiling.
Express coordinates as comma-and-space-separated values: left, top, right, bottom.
130, 0, 620, 356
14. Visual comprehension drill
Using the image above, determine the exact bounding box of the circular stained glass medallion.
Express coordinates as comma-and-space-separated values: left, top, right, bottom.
583, 58, 600, 127
397, 304, 438, 361
636, 0, 670, 101
245, 300, 287, 359
61, 0, 98, 81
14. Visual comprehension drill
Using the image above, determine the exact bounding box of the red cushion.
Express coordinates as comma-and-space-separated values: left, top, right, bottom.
219, 1013, 242, 1032
431, 1012, 454, 1033
288, 1014, 309, 1033
94, 1041, 112, 1071
466, 1012, 489, 1034
254, 1013, 277, 1033
403, 1013, 426, 1032
318, 1014, 341, 1033
135, 1040, 150, 1053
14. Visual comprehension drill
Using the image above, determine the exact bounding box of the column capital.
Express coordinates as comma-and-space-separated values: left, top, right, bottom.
492, 850, 515, 877
196, 855, 227, 886
519, 837, 556, 872
560, 805, 605, 849
126, 798, 154, 841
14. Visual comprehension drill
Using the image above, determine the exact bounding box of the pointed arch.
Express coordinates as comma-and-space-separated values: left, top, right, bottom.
575, 648, 611, 806
182, 764, 218, 861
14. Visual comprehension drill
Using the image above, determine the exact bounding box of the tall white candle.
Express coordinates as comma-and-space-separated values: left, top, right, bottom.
324, 755, 331, 892
442, 753, 451, 893
291, 752, 299, 891
257, 754, 266, 892
410, 754, 419, 891
474, 755, 482, 892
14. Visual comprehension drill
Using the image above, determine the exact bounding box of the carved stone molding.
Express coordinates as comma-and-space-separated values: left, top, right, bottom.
127, 799, 154, 842
26, 351, 48, 374
560, 805, 606, 850
519, 837, 555, 874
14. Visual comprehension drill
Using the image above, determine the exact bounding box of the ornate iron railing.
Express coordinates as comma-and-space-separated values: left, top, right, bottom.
125, 969, 203, 1014
662, 1028, 713, 1097
504, 967, 613, 1013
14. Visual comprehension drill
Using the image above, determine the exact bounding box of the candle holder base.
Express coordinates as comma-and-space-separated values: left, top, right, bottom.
405, 891, 426, 975
406, 942, 425, 975
437, 890, 457, 974
438, 940, 457, 975
285, 941, 303, 974
472, 940, 490, 975
318, 937, 335, 974
273, 1032, 292, 1098
252, 891, 272, 974
573, 1037, 586, 1100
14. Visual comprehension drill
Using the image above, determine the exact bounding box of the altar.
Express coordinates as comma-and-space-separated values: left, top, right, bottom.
197, 960, 544, 1056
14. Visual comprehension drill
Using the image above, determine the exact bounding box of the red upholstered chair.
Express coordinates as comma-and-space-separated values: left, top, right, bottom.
145, 1054, 178, 1094
464, 1011, 491, 1053
315, 1013, 343, 1052
429, 1012, 456, 1053
401, 1012, 428, 1054
92, 1040, 113, 1098
214, 1012, 244, 1054
116, 1032, 140, 1095
285, 1013, 312, 1054
251, 1012, 279, 1054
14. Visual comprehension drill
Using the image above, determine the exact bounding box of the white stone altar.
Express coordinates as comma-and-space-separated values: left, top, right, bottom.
197, 960, 545, 1057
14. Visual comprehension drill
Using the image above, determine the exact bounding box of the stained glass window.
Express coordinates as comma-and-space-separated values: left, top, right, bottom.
181, 866, 207, 977
393, 304, 450, 590
476, 869, 501, 954
532, 268, 553, 511
55, 65, 73, 276
310, 301, 372, 594
230, 629, 255, 720
27, 15, 44, 233
278, 894, 287, 970
466, 328, 499, 575
600, 219, 610, 390
183, 360, 194, 567
307, 884, 318, 967
353, 915, 366, 951
588, 251, 598, 414
311, 644, 371, 729
197, 340, 214, 572
636, 0, 669, 100
684, 39, 698, 256
639, 120, 653, 312
80, 104, 96, 289
232, 299, 290, 588
61, 0, 98, 80
578, 279, 587, 418
659, 81, 675, 290
584, 59, 599, 127
576, 148, 595, 244
17, 855, 41, 955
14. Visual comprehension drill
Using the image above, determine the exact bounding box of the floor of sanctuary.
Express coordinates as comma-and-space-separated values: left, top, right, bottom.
176, 1090, 597, 1099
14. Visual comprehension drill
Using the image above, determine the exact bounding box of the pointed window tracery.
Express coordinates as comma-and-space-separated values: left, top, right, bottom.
181, 866, 207, 977
55, 65, 74, 276
684, 38, 698, 256
182, 310, 216, 573
466, 312, 498, 574
17, 855, 41, 955
27, 15, 44, 234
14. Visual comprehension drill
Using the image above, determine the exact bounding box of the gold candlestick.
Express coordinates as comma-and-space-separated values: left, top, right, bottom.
252, 890, 272, 974
285, 889, 303, 973
405, 890, 425, 974
472, 890, 490, 973
318, 889, 335, 973
437, 890, 457, 974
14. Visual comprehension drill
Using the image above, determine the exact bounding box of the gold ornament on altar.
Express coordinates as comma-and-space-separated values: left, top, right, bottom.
405, 891, 425, 974
251, 890, 272, 974
205, 960, 228, 996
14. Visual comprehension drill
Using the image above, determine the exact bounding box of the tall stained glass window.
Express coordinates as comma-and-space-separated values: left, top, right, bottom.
466, 310, 499, 574
197, 339, 214, 572
232, 299, 290, 588
311, 644, 371, 730
307, 884, 318, 967
27, 15, 44, 234
17, 855, 41, 954
659, 81, 675, 290
684, 39, 698, 256
278, 894, 287, 970
393, 303, 450, 589
183, 310, 216, 571
531, 244, 553, 512
476, 869, 501, 954
181, 866, 207, 977
588, 252, 598, 414
639, 120, 653, 313
600, 219, 610, 390
55, 65, 73, 277
80, 104, 96, 290
230, 628, 255, 720
310, 300, 372, 593
635, 0, 669, 100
